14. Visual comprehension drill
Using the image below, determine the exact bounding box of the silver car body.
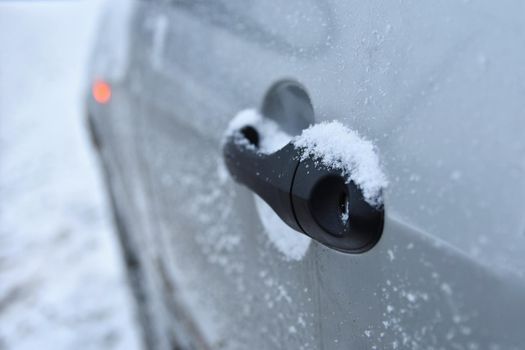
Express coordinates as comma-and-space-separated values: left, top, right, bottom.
87, 1, 525, 349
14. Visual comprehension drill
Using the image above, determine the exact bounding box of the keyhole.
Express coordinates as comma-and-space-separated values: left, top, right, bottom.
339, 192, 350, 225
240, 126, 259, 147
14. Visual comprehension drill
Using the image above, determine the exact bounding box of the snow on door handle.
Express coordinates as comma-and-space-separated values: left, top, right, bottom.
223, 111, 387, 253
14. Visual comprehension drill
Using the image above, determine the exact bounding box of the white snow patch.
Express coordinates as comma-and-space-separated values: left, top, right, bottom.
450, 170, 462, 181
0, 2, 141, 349
225, 109, 292, 154
297, 315, 307, 327
441, 283, 453, 295
405, 292, 417, 303
387, 249, 395, 261
254, 197, 311, 261
293, 121, 388, 206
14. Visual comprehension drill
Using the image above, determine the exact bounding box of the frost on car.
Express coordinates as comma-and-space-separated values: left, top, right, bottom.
86, 1, 525, 349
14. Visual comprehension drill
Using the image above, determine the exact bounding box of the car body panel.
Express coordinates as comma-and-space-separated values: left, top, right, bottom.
87, 0, 525, 349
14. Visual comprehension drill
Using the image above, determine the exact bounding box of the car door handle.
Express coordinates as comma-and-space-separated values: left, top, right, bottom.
223, 124, 384, 254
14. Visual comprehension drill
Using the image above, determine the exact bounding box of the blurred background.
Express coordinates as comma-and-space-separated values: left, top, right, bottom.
0, 1, 142, 349
3, 0, 525, 349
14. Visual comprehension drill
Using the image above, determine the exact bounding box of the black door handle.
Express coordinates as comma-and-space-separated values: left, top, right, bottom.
223, 124, 384, 254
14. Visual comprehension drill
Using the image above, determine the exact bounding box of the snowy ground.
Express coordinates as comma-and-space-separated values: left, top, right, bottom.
0, 2, 142, 349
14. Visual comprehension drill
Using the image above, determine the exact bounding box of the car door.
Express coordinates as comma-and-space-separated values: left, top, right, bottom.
127, 0, 525, 349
